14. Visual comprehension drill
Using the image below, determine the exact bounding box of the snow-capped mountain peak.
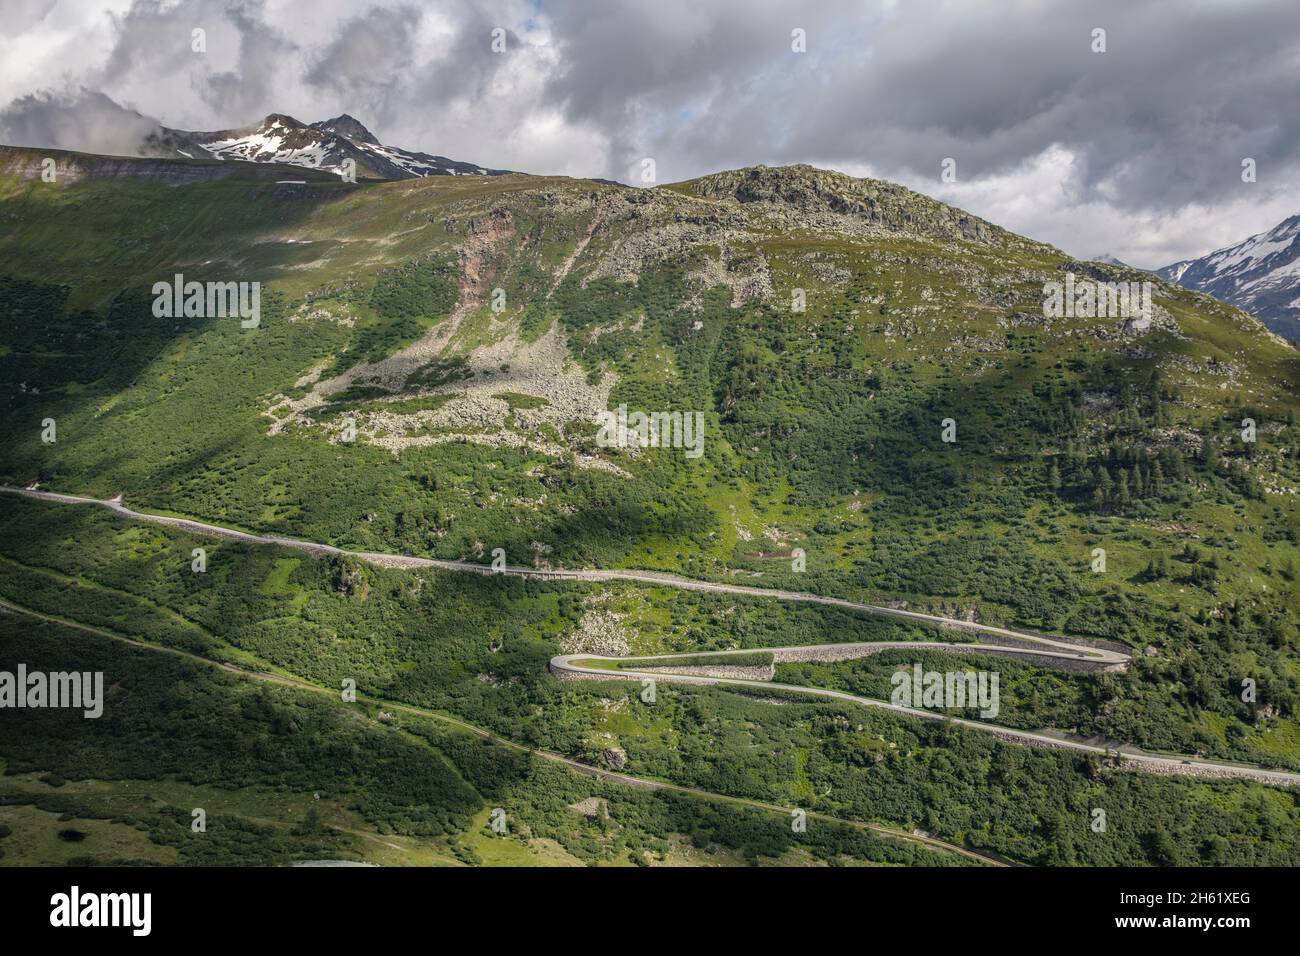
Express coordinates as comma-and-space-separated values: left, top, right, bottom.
163, 113, 508, 181
310, 114, 379, 145
1158, 214, 1300, 340
197, 114, 334, 168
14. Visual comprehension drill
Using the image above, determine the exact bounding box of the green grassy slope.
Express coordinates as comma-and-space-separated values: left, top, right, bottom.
1, 153, 1298, 864
0, 495, 1295, 866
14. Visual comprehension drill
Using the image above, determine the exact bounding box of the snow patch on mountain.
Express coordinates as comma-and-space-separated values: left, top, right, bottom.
1158, 214, 1300, 341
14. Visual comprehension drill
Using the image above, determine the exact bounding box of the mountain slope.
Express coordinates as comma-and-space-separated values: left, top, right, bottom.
1, 153, 1299, 862
1159, 214, 1300, 341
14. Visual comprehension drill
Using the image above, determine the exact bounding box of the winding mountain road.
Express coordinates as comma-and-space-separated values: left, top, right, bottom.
0, 596, 1002, 865
5, 485, 1298, 788
2, 487, 1124, 661
550, 650, 1300, 786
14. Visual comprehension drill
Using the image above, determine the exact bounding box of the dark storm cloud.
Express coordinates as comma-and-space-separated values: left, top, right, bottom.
303, 4, 524, 137
533, 0, 867, 178
98, 0, 297, 124
197, 0, 298, 120
788, 0, 1300, 208
304, 5, 422, 126
528, 0, 1300, 209
0, 88, 160, 156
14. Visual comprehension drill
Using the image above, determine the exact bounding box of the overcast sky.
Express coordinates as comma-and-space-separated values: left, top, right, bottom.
3, 0, 1299, 267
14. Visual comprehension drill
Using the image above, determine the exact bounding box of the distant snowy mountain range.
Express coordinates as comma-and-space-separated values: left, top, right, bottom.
1158, 215, 1300, 341
145, 112, 509, 181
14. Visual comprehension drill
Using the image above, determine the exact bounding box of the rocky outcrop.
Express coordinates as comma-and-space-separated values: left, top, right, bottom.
683, 164, 1034, 249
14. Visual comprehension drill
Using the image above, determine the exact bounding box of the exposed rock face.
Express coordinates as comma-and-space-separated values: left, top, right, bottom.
311, 114, 381, 146
568, 797, 609, 818
600, 746, 628, 770
560, 611, 631, 657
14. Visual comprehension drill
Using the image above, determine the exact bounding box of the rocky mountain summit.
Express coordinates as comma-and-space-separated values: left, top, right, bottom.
678, 164, 1029, 248
310, 113, 381, 145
